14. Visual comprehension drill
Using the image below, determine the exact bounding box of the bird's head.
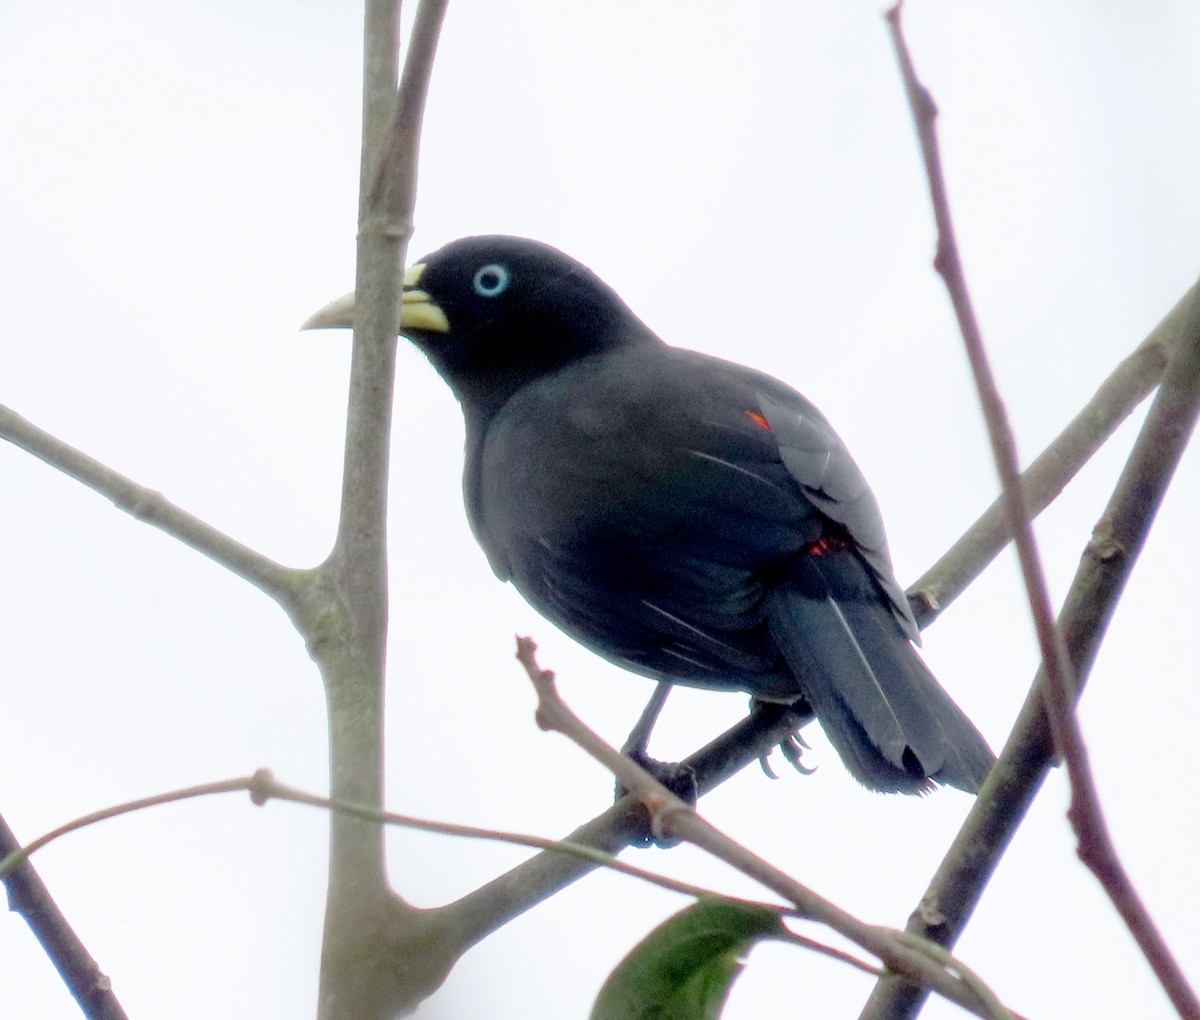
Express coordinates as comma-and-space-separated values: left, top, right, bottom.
303, 235, 659, 419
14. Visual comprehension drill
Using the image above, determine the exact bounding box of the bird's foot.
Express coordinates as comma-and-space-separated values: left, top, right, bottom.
759, 730, 817, 779
618, 749, 698, 850
750, 699, 818, 779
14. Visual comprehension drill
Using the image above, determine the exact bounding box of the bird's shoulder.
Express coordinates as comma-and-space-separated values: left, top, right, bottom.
476, 345, 815, 502
467, 346, 818, 571
488, 344, 822, 447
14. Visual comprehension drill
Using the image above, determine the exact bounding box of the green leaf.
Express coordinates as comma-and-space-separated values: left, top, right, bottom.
590, 898, 787, 1020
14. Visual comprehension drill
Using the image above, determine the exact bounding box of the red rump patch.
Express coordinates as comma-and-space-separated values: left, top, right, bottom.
745, 410, 771, 430
803, 533, 851, 558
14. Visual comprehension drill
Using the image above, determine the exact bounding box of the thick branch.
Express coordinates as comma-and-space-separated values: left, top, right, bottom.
314, 0, 408, 1013
882, 5, 1200, 1017
1, 813, 128, 1020
315, 2, 451, 1018
860, 284, 1200, 1020
0, 5, 453, 1019
435, 704, 802, 953
517, 639, 1015, 1020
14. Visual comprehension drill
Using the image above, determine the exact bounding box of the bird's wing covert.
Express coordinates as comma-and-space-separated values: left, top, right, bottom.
756, 392, 920, 643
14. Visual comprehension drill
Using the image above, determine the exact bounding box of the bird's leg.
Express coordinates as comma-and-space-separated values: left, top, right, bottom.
616, 683, 698, 848
619, 681, 672, 758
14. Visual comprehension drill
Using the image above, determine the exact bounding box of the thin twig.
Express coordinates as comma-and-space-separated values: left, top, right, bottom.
1, 813, 129, 1020
368, 0, 451, 223
3, 763, 905, 997
908, 284, 1193, 626
0, 775, 268, 878
0, 404, 299, 602
516, 638, 1016, 1020
265, 776, 799, 918
873, 5, 1200, 1017
434, 700, 802, 951
0, 769, 803, 934
861, 281, 1200, 1020
887, 0, 1080, 783
777, 928, 885, 979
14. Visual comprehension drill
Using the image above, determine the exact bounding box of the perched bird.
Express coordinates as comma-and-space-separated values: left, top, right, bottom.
305, 236, 994, 794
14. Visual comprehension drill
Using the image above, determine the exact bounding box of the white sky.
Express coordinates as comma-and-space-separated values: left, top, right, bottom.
2, 2, 1199, 1018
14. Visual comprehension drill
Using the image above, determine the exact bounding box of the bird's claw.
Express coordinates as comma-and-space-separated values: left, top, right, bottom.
759, 754, 780, 780
779, 733, 817, 775
759, 730, 817, 779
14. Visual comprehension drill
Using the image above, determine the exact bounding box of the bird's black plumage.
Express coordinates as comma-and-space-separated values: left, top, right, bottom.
311, 235, 994, 794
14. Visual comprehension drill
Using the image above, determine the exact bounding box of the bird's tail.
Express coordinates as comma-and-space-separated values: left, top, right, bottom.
765, 559, 994, 794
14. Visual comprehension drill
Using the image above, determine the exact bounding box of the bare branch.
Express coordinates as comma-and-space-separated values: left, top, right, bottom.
368, 0, 451, 225
2, 768, 801, 939
437, 699, 801, 939
311, 0, 410, 1013
314, 2, 453, 1016
1063, 290, 1200, 1018
0, 404, 299, 602
777, 928, 885, 979
1, 813, 129, 1020
887, 0, 1079, 774
862, 279, 1200, 1020
515, 639, 1018, 1020
1, 776, 266, 877
908, 282, 1195, 626
883, 6, 1200, 1019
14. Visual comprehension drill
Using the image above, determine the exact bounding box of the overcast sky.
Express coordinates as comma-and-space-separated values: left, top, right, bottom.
3, 2, 1200, 1018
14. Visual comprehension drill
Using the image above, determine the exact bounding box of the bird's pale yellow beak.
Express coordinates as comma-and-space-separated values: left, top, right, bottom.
300, 263, 450, 333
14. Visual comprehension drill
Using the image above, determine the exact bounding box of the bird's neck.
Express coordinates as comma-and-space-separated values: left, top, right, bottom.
449, 315, 662, 425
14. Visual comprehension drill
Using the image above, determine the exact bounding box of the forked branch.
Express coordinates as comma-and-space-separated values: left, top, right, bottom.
864, 6, 1200, 1018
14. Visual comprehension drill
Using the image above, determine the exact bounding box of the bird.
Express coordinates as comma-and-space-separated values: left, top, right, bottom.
304, 235, 994, 795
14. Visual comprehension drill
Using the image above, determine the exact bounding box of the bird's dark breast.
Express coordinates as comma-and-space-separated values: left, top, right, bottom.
471, 349, 825, 699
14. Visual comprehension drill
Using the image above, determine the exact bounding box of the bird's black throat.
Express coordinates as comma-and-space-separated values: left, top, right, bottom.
414, 280, 661, 426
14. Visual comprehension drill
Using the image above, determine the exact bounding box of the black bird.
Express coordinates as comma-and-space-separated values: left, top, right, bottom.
305, 236, 994, 794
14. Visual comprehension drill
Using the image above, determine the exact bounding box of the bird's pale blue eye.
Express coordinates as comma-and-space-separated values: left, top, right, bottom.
473, 264, 510, 298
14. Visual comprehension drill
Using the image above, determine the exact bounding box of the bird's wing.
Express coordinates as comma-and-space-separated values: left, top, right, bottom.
667, 353, 992, 792
751, 387, 921, 643
475, 345, 993, 791
472, 346, 821, 692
